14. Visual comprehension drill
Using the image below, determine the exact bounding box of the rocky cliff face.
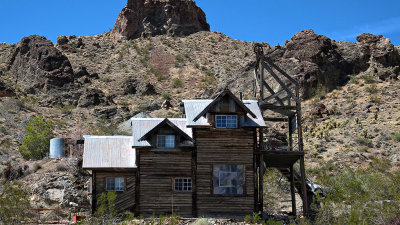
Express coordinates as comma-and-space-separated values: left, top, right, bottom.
263, 30, 400, 98
111, 0, 210, 40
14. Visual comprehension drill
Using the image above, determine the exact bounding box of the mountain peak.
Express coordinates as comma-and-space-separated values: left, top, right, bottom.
111, 0, 210, 40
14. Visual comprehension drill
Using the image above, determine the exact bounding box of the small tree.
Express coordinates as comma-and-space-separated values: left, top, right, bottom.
18, 115, 54, 160
94, 192, 118, 224
0, 182, 32, 224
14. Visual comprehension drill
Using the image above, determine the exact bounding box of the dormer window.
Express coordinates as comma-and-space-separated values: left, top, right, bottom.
216, 115, 238, 128
157, 135, 175, 148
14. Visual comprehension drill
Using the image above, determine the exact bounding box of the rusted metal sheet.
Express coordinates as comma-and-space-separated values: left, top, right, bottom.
131, 118, 192, 147
82, 136, 136, 169
183, 99, 266, 127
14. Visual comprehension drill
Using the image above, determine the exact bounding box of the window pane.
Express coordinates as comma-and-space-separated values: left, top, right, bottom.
213, 165, 243, 195
174, 178, 192, 192
106, 177, 124, 191
216, 115, 237, 128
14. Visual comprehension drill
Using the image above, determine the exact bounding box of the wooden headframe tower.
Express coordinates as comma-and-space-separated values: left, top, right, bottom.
253, 43, 310, 216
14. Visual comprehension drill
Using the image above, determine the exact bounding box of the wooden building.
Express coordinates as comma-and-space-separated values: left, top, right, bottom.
83, 90, 268, 217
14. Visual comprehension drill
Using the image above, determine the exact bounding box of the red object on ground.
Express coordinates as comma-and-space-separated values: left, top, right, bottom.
73, 216, 85, 222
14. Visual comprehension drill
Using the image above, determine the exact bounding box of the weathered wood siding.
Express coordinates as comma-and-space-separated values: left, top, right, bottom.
195, 128, 256, 217
138, 148, 193, 217
93, 170, 136, 211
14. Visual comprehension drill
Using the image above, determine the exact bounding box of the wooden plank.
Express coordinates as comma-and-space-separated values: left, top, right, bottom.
263, 56, 299, 86
290, 165, 297, 216
195, 128, 256, 216
262, 80, 284, 106
261, 60, 300, 104
262, 83, 295, 104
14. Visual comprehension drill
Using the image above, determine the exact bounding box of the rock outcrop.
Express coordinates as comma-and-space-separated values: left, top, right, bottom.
111, 0, 210, 40
263, 30, 400, 98
7, 35, 75, 94
0, 79, 15, 97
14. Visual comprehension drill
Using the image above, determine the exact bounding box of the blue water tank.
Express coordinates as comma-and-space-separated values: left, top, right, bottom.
50, 138, 65, 158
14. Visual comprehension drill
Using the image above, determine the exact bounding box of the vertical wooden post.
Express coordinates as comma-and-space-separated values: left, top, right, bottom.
192, 133, 197, 217
295, 87, 309, 217
290, 165, 297, 216
135, 150, 141, 216
260, 61, 264, 100
91, 171, 96, 214
288, 116, 293, 151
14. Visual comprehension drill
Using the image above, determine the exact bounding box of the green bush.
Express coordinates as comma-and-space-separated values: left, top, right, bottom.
314, 158, 400, 224
18, 115, 54, 160
391, 132, 400, 142
0, 182, 32, 224
94, 192, 117, 222
355, 136, 373, 148
172, 78, 182, 88
362, 74, 376, 84
161, 93, 170, 100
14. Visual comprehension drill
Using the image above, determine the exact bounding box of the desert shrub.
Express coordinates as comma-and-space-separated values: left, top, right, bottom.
369, 94, 382, 103
391, 132, 400, 142
349, 74, 359, 84
18, 115, 54, 160
54, 104, 76, 114
365, 83, 379, 94
314, 158, 400, 224
148, 66, 164, 80
244, 212, 265, 225
355, 136, 373, 148
362, 74, 376, 84
102, 76, 112, 83
94, 192, 117, 223
0, 182, 32, 224
202, 70, 217, 86
161, 93, 170, 100
172, 78, 182, 88
174, 54, 185, 67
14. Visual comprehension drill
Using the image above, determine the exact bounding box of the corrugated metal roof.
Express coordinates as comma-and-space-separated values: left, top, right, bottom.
182, 100, 212, 127
82, 136, 136, 169
131, 118, 192, 147
183, 99, 266, 127
241, 100, 266, 127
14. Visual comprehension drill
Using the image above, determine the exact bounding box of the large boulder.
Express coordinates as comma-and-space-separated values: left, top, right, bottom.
263, 30, 400, 99
7, 35, 75, 94
111, 0, 210, 40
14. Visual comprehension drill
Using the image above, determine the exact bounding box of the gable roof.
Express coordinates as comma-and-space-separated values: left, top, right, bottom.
183, 99, 266, 127
193, 89, 257, 122
82, 136, 136, 169
131, 118, 193, 147
138, 118, 194, 143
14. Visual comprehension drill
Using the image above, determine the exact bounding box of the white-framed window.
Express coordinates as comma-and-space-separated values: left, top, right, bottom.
213, 165, 244, 195
215, 115, 238, 128
157, 135, 175, 148
106, 177, 124, 191
174, 178, 192, 192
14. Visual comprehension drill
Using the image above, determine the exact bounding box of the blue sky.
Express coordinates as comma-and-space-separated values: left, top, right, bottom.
1, 0, 399, 46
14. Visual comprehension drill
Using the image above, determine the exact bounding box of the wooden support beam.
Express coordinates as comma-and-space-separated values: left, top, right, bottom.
260, 61, 264, 100
288, 116, 293, 151
263, 117, 288, 122
262, 84, 295, 104
295, 87, 309, 217
261, 60, 300, 104
264, 57, 299, 86
262, 80, 284, 106
290, 166, 297, 216
260, 104, 297, 111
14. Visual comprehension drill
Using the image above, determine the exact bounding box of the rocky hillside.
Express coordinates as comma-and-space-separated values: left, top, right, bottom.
0, 0, 399, 219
